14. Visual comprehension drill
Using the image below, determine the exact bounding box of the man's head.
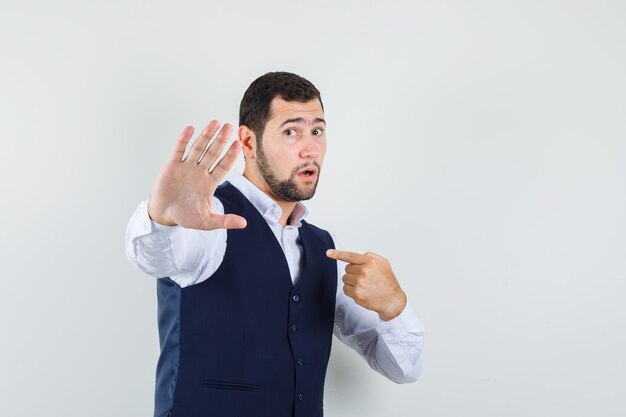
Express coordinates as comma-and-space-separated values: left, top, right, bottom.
238, 72, 326, 203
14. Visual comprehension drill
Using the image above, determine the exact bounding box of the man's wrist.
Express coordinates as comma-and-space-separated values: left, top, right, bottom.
378, 291, 408, 322
147, 198, 177, 226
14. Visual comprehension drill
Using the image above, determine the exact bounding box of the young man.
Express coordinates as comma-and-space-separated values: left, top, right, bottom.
125, 72, 425, 417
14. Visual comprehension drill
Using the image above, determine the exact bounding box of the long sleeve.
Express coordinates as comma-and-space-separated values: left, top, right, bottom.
124, 197, 228, 287
331, 234, 425, 383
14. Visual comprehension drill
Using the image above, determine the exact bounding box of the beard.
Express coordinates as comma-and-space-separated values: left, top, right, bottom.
256, 141, 321, 202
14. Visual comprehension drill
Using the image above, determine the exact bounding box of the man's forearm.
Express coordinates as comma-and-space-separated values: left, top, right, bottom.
125, 198, 227, 285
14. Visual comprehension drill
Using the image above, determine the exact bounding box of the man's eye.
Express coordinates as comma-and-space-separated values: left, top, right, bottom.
284, 128, 297, 136
313, 128, 324, 136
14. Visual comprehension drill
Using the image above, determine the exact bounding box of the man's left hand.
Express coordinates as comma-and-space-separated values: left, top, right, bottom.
326, 249, 407, 321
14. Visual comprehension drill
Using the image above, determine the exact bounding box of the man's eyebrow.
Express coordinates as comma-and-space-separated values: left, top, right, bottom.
279, 117, 326, 127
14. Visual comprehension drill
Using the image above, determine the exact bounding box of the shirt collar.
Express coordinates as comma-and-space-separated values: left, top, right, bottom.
225, 172, 309, 227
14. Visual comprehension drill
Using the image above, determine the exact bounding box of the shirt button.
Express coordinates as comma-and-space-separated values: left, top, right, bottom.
291, 323, 297, 332
297, 358, 303, 367
292, 294, 300, 302
297, 393, 303, 402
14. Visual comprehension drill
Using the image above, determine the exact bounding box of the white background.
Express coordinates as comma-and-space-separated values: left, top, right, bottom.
1, 1, 625, 416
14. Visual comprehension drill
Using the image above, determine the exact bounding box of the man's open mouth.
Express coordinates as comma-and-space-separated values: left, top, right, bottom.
298, 167, 318, 179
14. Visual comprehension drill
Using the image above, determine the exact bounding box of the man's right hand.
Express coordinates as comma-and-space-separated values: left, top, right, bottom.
147, 120, 247, 230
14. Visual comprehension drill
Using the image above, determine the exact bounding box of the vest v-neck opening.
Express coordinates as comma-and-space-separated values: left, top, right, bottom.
222, 181, 310, 289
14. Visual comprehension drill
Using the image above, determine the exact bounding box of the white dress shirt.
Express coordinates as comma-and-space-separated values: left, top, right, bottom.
125, 172, 425, 383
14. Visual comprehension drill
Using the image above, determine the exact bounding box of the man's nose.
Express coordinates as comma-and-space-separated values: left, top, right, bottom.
299, 134, 320, 159
300, 148, 318, 159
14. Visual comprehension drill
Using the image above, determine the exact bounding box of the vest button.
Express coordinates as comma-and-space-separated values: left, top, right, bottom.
297, 393, 304, 402
292, 294, 300, 302
291, 323, 297, 332
297, 358, 303, 366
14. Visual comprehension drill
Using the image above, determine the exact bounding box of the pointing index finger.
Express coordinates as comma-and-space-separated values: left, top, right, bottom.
326, 249, 368, 264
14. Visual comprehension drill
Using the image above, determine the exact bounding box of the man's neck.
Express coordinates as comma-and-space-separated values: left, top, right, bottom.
242, 171, 297, 227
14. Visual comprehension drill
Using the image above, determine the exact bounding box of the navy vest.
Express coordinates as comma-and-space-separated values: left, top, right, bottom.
154, 181, 337, 417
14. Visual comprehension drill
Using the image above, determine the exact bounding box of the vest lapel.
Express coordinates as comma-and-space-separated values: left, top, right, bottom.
224, 181, 295, 288
295, 222, 318, 290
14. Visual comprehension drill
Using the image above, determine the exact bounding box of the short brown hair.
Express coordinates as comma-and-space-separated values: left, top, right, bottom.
239, 72, 324, 142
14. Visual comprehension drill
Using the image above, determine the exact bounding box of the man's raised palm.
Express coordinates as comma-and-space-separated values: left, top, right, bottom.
147, 120, 247, 230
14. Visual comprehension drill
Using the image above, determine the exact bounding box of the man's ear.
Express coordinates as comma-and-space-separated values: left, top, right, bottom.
238, 125, 257, 159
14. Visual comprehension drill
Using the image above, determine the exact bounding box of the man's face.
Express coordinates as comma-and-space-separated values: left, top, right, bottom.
255, 97, 326, 202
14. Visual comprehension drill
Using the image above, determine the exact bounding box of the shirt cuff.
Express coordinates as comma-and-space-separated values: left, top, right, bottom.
377, 300, 421, 335
134, 198, 183, 237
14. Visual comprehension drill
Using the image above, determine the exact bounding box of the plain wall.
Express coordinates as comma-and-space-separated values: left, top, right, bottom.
1, 0, 625, 416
